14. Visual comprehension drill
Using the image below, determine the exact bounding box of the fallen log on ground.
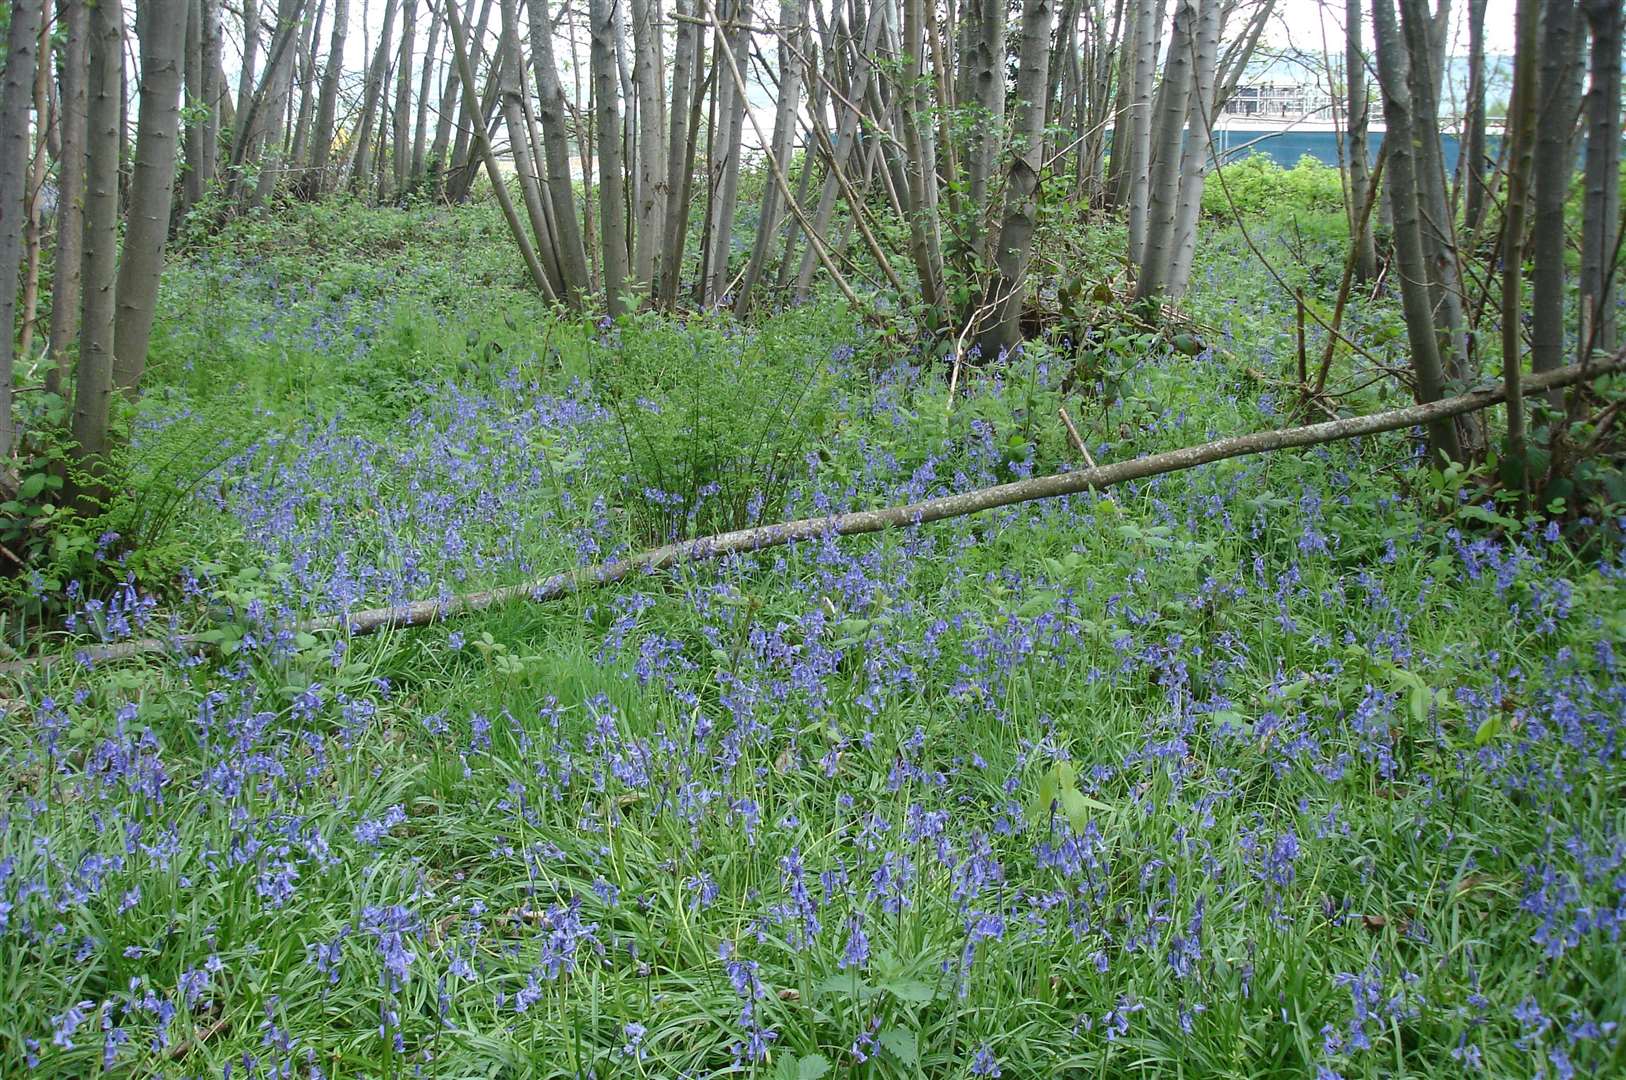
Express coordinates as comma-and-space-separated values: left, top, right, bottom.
5, 353, 1622, 679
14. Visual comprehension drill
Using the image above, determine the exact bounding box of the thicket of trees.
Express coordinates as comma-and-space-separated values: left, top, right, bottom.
0, 0, 1621, 491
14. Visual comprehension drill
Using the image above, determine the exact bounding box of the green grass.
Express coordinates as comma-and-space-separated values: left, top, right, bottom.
0, 196, 1623, 1079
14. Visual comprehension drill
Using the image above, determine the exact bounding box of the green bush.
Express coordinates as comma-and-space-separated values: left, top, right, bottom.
593, 303, 856, 542
1202, 153, 1347, 219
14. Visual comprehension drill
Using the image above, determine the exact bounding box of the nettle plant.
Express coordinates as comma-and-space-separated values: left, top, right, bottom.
592, 305, 855, 544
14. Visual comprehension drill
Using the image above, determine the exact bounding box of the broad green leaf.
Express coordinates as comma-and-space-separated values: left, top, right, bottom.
798, 1053, 832, 1079
878, 1028, 918, 1067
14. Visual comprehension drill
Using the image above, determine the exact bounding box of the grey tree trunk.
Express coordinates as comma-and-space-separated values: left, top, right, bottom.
182, 0, 207, 211
978, 0, 1056, 353
1578, 0, 1621, 356
1501, 0, 1539, 497
1125, 0, 1166, 264
795, 6, 883, 298
1346, 0, 1378, 280
629, 0, 667, 291
1135, 0, 1195, 299
0, 0, 44, 463
112, 0, 189, 397
704, 0, 754, 303
1370, 0, 1461, 463
497, 0, 565, 294
897, 0, 947, 319
199, 0, 223, 190
392, 0, 419, 197
351, 0, 402, 194
1397, 0, 1466, 381
1102, 0, 1137, 207
527, 0, 593, 299
964, 0, 1006, 255
1461, 0, 1488, 233
592, 0, 632, 313
658, 0, 702, 305
45, 0, 89, 403
736, 0, 805, 312
1166, 0, 1221, 298
71, 0, 124, 466
237, 0, 261, 132
412, 5, 441, 181
1530, 0, 1583, 380
311, 0, 349, 192
248, 0, 303, 208
288, 0, 323, 177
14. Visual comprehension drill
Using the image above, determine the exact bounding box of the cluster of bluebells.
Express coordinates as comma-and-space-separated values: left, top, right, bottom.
9, 288, 1626, 1075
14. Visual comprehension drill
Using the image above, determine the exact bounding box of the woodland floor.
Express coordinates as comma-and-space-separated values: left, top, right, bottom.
2, 189, 1624, 1078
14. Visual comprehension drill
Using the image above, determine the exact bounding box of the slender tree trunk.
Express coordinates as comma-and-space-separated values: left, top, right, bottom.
199, 0, 223, 191
1579, 0, 1621, 357
1136, 0, 1194, 299
497, 0, 565, 293
182, 0, 208, 212
704, 0, 754, 303
1460, 0, 1488, 233
72, 0, 125, 466
237, 0, 261, 133
46, 0, 90, 404
19, 15, 52, 363
526, 0, 592, 298
629, 0, 667, 291
249, 0, 304, 207
1103, 0, 1139, 208
390, 0, 419, 198
1346, 0, 1378, 280
658, 0, 702, 305
1125, 0, 1166, 264
412, 5, 442, 182
1501, 0, 1538, 499
1531, 0, 1583, 381
964, 0, 1006, 255
311, 0, 349, 193
112, 0, 189, 397
1370, 0, 1461, 463
289, 0, 324, 178
428, 0, 479, 192
592, 0, 631, 313
0, 0, 44, 464
898, 0, 947, 319
1166, 0, 1220, 299
978, 0, 1056, 353
351, 0, 402, 194
444, 0, 555, 295
736, 0, 805, 312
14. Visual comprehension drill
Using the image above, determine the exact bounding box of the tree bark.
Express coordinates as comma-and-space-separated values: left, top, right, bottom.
1500, 0, 1538, 499
412, 2, 441, 181
45, 0, 90, 404
1370, 0, 1461, 462
496, 0, 565, 295
658, 0, 703, 305
391, 0, 418, 198
1579, 0, 1621, 357
247, 0, 304, 208
1530, 0, 1583, 381
311, 0, 349, 192
629, 0, 667, 291
351, 0, 402, 194
897, 0, 947, 320
703, 0, 754, 303
1124, 0, 1166, 264
71, 0, 124, 466
0, 0, 44, 463
1460, 0, 1488, 233
736, 0, 805, 312
1166, 0, 1221, 299
979, 0, 1056, 353
526, 0, 593, 299
964, 0, 1006, 255
1346, 0, 1378, 280
591, 0, 632, 313
1135, 0, 1194, 299
110, 0, 188, 398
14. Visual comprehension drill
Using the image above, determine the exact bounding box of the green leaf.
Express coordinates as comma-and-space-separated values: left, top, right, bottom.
1408, 683, 1430, 726
878, 1028, 918, 1067
1016, 591, 1061, 619
1473, 715, 1503, 747
879, 977, 937, 1004
18, 473, 46, 501
798, 1053, 832, 1079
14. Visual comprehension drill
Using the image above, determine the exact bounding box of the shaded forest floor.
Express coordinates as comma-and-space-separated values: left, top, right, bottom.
2, 190, 1624, 1077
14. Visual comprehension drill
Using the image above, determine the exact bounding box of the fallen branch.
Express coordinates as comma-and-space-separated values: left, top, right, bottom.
6, 354, 1621, 679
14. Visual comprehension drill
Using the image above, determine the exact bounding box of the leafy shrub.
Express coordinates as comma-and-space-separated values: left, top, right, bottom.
593, 304, 856, 543
1202, 153, 1347, 219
